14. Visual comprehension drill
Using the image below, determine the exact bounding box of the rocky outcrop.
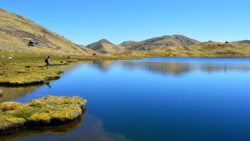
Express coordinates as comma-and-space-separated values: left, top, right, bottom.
0, 96, 87, 134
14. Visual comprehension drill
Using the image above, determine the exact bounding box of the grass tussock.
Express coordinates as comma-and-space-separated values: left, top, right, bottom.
0, 95, 87, 134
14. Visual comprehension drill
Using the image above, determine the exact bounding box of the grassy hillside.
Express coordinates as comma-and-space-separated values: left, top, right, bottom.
87, 35, 200, 54
115, 42, 250, 57
120, 35, 200, 51
0, 8, 93, 55
86, 39, 125, 54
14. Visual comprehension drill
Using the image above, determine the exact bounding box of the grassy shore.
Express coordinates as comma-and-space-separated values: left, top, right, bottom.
0, 51, 79, 86
0, 50, 142, 86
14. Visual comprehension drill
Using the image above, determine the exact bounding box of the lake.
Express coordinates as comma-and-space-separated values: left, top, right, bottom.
1, 58, 250, 141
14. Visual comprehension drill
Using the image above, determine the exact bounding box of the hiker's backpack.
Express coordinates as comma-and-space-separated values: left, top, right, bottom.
45, 58, 48, 64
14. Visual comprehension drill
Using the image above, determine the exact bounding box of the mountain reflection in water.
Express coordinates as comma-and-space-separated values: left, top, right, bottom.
2, 59, 250, 102
89, 59, 250, 76
0, 86, 42, 102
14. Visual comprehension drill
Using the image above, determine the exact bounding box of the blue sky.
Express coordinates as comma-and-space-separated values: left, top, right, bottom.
1, 0, 250, 45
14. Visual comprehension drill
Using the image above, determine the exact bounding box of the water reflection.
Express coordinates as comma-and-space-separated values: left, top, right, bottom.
2, 58, 250, 141
200, 63, 250, 72
90, 60, 115, 71
45, 82, 52, 88
0, 86, 42, 102
4, 112, 129, 141
0, 109, 87, 141
89, 58, 250, 75
0, 62, 83, 102
120, 61, 194, 76
2, 59, 250, 102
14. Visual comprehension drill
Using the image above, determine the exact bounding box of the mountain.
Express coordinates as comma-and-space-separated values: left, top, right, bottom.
86, 39, 124, 54
120, 35, 200, 51
2, 8, 250, 57
0, 8, 93, 55
234, 40, 250, 44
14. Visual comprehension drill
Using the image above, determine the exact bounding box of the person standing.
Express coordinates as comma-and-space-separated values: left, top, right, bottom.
45, 56, 50, 68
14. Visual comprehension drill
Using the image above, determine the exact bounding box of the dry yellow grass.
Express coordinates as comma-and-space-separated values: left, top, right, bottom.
114, 42, 250, 57
0, 50, 82, 86
0, 8, 94, 55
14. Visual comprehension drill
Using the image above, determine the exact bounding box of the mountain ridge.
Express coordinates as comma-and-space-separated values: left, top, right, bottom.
120, 35, 200, 51
1, 8, 250, 57
87, 35, 200, 54
233, 40, 250, 44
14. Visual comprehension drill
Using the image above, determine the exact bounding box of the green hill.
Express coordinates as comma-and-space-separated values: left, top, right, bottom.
0, 8, 93, 55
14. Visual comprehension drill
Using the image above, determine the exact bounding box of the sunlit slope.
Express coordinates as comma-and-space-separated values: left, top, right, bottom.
86, 39, 125, 54
121, 35, 200, 51
115, 42, 250, 57
0, 8, 93, 55
87, 35, 199, 54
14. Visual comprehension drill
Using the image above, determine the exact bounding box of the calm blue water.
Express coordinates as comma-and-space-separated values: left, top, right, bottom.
4, 58, 250, 141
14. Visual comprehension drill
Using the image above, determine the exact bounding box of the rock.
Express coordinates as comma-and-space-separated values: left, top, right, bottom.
0, 96, 87, 134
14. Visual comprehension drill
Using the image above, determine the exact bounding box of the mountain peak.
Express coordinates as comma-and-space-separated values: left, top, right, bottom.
97, 39, 113, 44
86, 39, 124, 54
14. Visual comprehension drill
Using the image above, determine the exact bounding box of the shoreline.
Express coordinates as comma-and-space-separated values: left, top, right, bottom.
2, 52, 250, 87
0, 51, 142, 87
